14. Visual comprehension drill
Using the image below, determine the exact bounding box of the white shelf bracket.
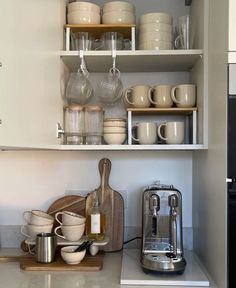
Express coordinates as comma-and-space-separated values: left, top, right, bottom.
192, 111, 197, 144
66, 27, 71, 51
127, 111, 132, 145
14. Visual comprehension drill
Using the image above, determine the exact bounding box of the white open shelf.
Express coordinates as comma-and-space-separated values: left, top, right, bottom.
60, 49, 203, 72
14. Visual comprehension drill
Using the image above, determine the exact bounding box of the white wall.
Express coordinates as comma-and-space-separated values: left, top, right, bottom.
0, 151, 192, 228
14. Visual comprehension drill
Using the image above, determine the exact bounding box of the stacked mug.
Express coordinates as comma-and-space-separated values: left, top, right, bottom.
67, 1, 101, 24
102, 1, 136, 24
138, 12, 173, 50
103, 118, 127, 144
54, 211, 86, 242
21, 210, 54, 239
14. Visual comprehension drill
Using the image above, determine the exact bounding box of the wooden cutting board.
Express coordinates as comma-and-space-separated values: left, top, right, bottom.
20, 252, 103, 271
86, 158, 124, 252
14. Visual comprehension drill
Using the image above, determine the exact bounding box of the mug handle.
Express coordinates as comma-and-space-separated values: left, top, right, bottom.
174, 35, 184, 49
123, 39, 131, 50
171, 86, 181, 104
20, 225, 30, 238
23, 211, 31, 223
124, 88, 134, 105
55, 212, 63, 225
157, 123, 168, 141
54, 226, 66, 240
148, 87, 156, 105
27, 244, 36, 255
131, 124, 139, 142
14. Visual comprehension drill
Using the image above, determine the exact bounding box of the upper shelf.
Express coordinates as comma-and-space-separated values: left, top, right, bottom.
60, 49, 203, 72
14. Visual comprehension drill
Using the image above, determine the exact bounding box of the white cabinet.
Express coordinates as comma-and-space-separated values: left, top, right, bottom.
0, 0, 208, 151
0, 0, 64, 149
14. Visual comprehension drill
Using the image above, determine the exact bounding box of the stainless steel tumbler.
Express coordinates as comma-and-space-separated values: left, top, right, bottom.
35, 233, 57, 263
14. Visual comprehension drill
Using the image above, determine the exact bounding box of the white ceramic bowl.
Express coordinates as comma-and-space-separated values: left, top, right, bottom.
103, 126, 126, 133
61, 246, 86, 265
102, 11, 135, 24
139, 40, 173, 50
140, 12, 173, 25
67, 11, 101, 25
67, 1, 100, 14
139, 22, 173, 33
139, 31, 173, 42
103, 120, 126, 127
103, 133, 126, 145
103, 1, 135, 13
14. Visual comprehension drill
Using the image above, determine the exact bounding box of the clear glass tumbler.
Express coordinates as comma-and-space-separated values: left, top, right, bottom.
84, 106, 104, 144
64, 105, 84, 145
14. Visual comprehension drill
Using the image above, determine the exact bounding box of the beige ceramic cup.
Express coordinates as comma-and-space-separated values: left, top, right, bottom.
158, 121, 184, 144
149, 85, 173, 108
124, 85, 152, 108
54, 224, 85, 242
171, 84, 196, 107
23, 210, 54, 225
55, 211, 86, 226
132, 122, 157, 144
21, 224, 53, 238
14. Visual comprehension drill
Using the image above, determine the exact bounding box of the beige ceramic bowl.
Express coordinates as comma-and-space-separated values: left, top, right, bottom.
67, 1, 100, 14
103, 1, 135, 13
103, 133, 126, 145
61, 246, 86, 265
103, 120, 126, 127
102, 11, 135, 24
139, 22, 173, 33
67, 11, 101, 24
140, 12, 173, 25
103, 126, 126, 133
139, 31, 172, 43
139, 40, 173, 50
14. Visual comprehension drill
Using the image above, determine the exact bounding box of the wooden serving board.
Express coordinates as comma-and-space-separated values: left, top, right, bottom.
20, 253, 103, 271
86, 158, 124, 252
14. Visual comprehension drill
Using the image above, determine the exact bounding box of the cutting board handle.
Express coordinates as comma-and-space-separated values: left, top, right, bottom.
98, 158, 111, 188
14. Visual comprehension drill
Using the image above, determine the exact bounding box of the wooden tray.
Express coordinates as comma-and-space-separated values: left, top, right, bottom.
20, 252, 103, 271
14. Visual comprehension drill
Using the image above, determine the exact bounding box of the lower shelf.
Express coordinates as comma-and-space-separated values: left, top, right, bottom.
59, 144, 205, 151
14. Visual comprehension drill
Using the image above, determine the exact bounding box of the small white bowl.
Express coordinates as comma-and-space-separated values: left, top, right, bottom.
67, 11, 101, 25
139, 22, 173, 33
139, 40, 173, 50
61, 246, 86, 265
103, 133, 126, 145
103, 1, 135, 13
103, 121, 126, 128
140, 12, 173, 25
103, 126, 126, 133
67, 1, 100, 14
102, 11, 135, 24
139, 31, 172, 43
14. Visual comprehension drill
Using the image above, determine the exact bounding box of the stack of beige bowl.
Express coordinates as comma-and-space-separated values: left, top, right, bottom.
139, 12, 173, 50
67, 1, 101, 25
103, 118, 127, 145
102, 1, 135, 24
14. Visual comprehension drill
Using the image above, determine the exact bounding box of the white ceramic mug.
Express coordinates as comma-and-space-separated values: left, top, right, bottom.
158, 121, 184, 144
171, 84, 196, 107
23, 210, 54, 225
54, 224, 85, 242
55, 211, 86, 226
149, 85, 173, 108
124, 85, 152, 108
21, 224, 53, 238
132, 122, 157, 144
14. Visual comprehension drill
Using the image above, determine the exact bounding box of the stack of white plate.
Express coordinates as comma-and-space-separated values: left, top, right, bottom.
103, 118, 127, 145
102, 1, 135, 24
138, 12, 173, 50
67, 1, 101, 25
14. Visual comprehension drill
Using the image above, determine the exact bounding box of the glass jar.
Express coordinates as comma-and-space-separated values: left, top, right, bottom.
64, 105, 84, 145
84, 106, 103, 145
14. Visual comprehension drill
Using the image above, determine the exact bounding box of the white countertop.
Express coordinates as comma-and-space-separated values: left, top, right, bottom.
0, 249, 217, 288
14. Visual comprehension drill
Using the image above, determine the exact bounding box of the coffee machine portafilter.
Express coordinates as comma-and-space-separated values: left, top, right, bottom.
140, 182, 186, 274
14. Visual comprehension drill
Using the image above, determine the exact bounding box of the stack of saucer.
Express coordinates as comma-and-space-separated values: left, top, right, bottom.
138, 12, 173, 50
103, 118, 127, 145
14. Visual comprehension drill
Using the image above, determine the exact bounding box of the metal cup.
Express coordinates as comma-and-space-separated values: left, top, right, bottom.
35, 233, 57, 263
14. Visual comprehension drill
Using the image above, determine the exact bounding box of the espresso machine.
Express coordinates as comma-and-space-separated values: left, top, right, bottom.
141, 182, 186, 274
